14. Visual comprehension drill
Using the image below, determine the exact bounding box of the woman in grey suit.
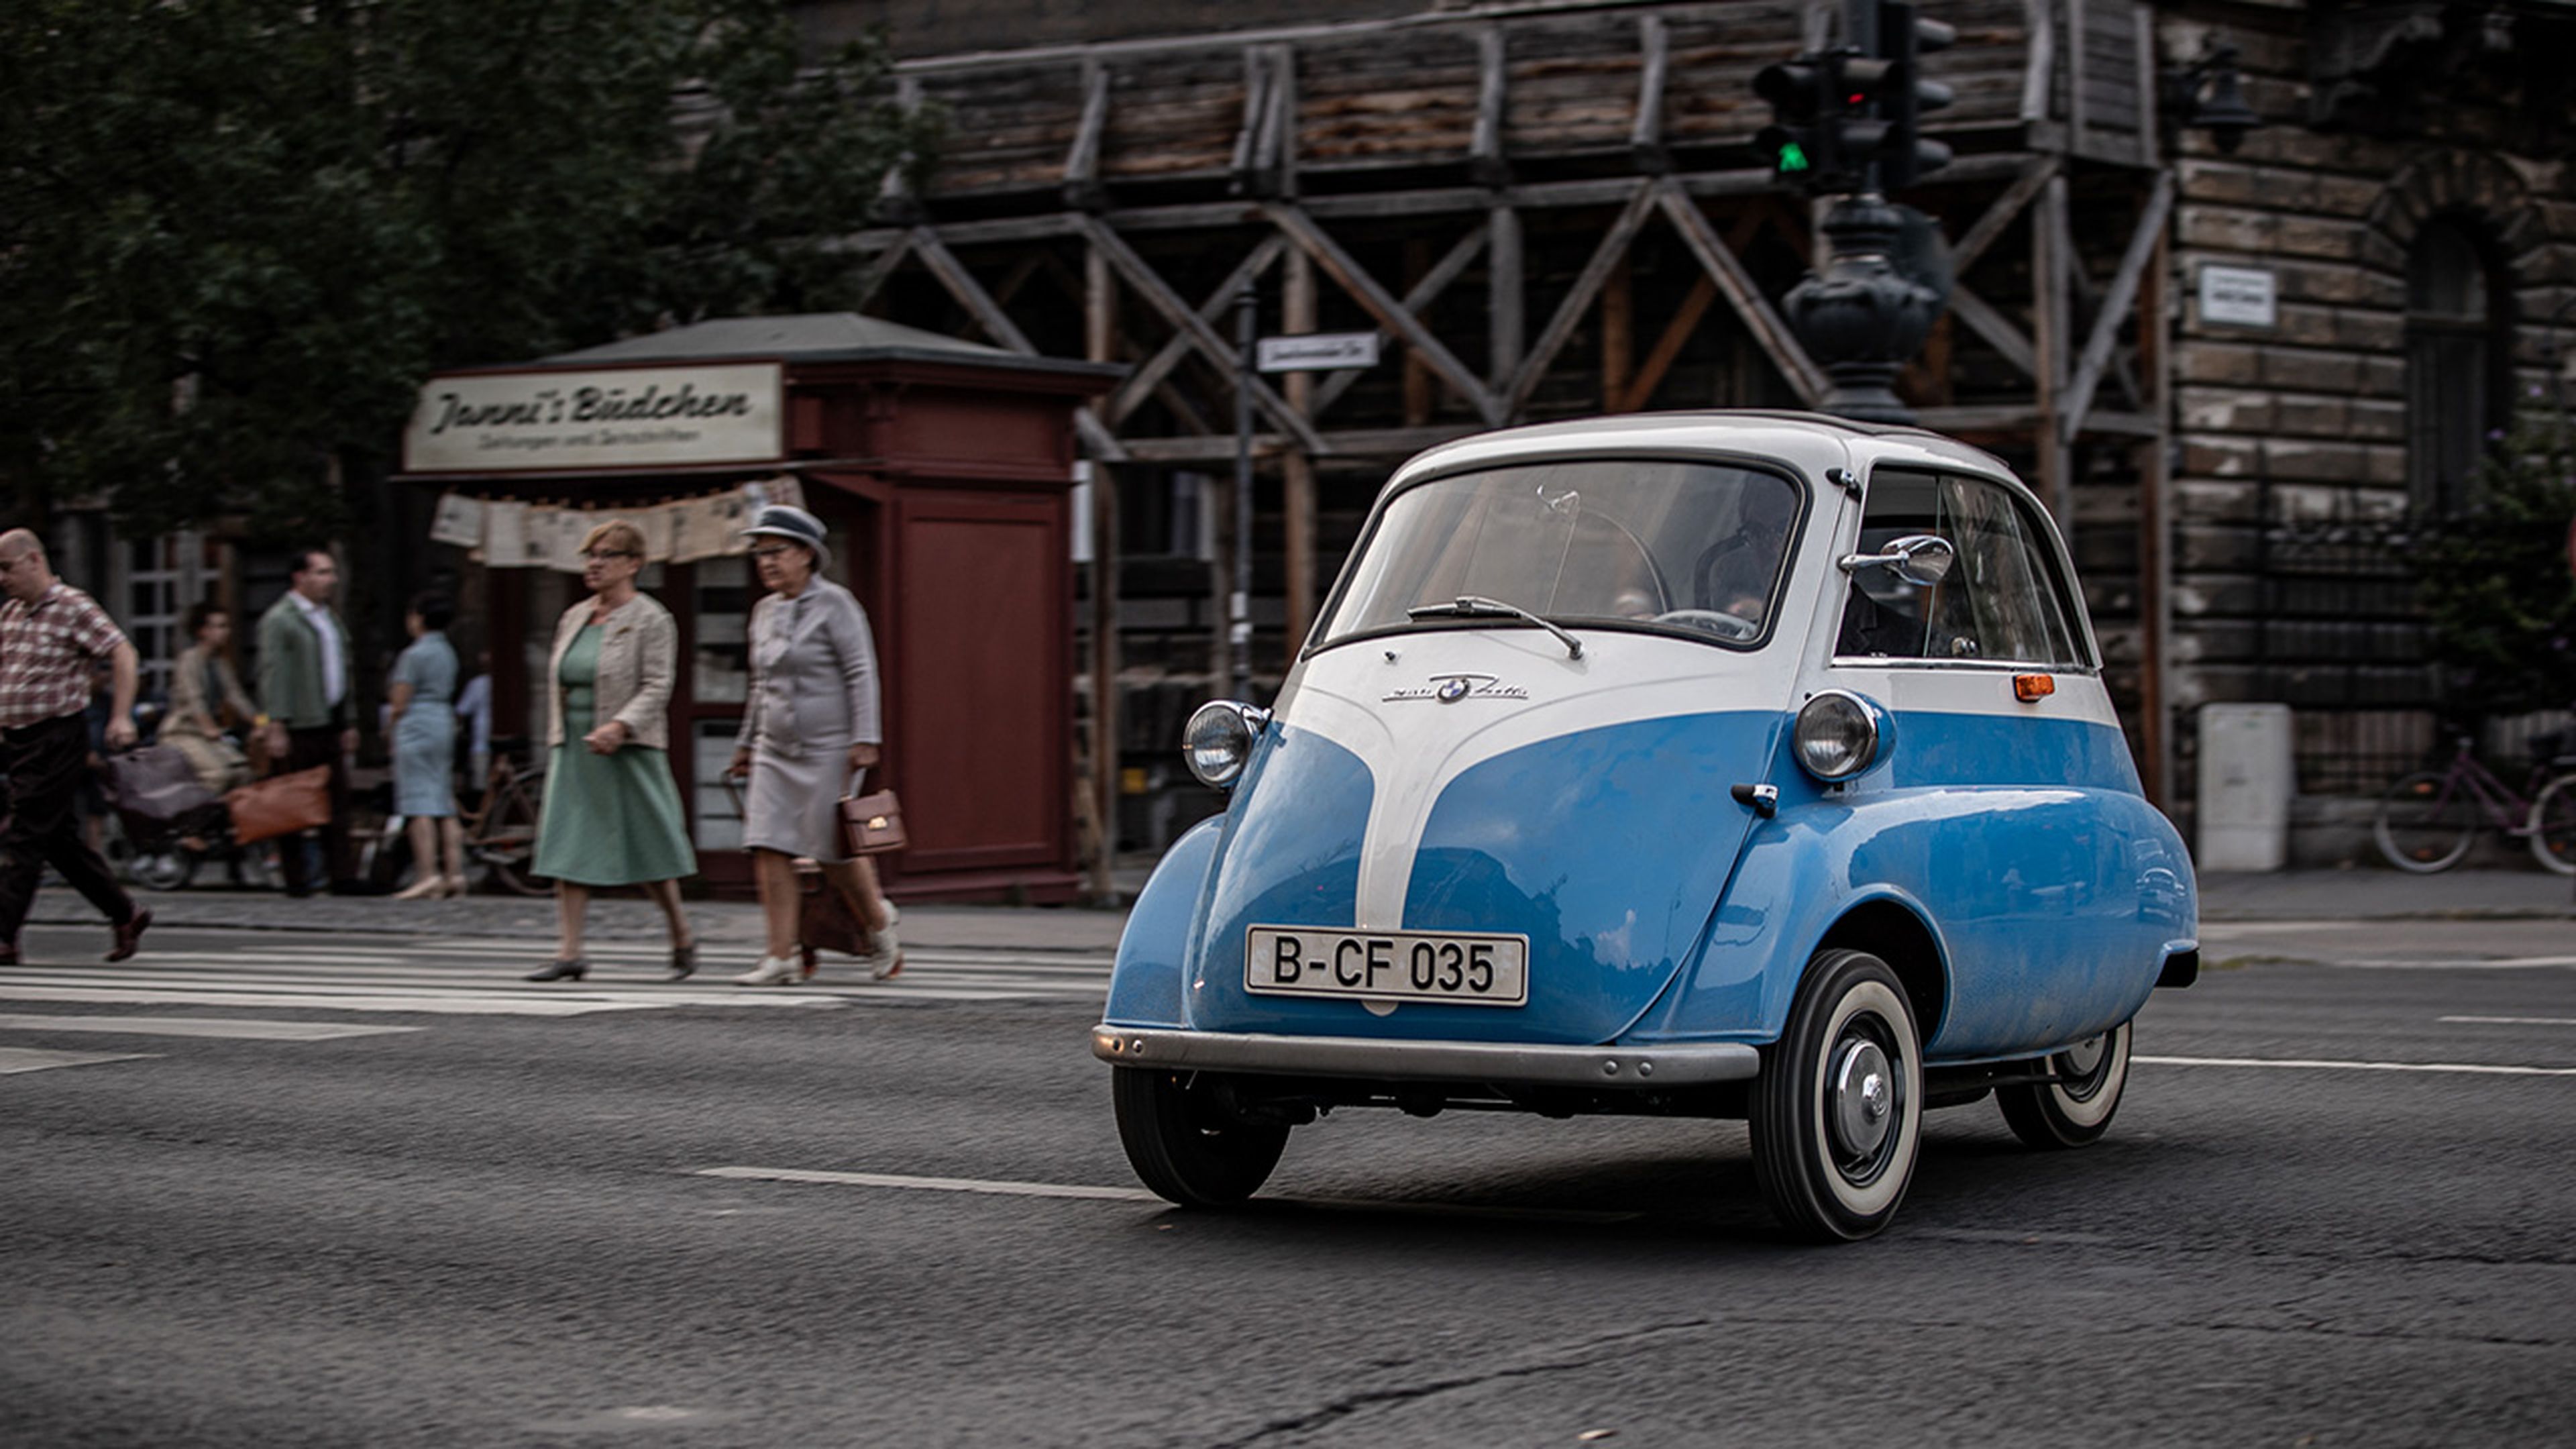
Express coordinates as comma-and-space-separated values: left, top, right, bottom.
724, 504, 900, 985
524, 519, 700, 983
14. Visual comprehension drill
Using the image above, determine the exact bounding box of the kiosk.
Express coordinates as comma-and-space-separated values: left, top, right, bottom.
398, 313, 1118, 899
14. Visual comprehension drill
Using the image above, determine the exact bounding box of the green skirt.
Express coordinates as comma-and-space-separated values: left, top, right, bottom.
531, 700, 697, 887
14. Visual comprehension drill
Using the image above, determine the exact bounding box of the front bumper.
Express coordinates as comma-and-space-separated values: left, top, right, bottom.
1090, 1026, 1760, 1089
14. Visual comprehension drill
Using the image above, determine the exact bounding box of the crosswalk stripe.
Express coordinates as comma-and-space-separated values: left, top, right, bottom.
0, 936, 1112, 1016
0, 1014, 422, 1040
0, 1047, 157, 1074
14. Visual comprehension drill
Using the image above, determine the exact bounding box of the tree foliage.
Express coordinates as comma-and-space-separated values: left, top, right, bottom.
0, 0, 934, 537
2409, 409, 2576, 718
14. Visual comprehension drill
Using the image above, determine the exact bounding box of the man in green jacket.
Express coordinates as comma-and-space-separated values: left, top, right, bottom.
256, 547, 358, 896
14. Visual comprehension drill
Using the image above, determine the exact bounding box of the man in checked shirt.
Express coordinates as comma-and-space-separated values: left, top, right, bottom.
0, 528, 150, 965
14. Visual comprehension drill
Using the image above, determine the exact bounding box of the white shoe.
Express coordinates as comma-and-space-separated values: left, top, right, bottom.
860, 905, 904, 981
733, 955, 799, 986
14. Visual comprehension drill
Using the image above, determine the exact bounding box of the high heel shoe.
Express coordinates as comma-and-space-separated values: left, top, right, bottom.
732, 955, 798, 986
665, 942, 698, 982
524, 959, 588, 982
442, 875, 469, 899
390, 875, 447, 902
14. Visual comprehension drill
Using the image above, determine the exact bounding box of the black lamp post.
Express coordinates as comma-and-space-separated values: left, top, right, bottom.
1785, 194, 1947, 423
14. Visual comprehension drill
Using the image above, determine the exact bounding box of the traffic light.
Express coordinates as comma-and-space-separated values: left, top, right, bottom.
1877, 0, 1955, 191
1752, 53, 1849, 194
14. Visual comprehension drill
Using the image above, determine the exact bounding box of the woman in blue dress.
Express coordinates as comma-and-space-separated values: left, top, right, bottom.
386, 591, 462, 899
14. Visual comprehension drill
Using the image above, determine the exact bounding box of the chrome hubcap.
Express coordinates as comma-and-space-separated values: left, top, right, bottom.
1829, 1038, 1893, 1158
2061, 1033, 2108, 1079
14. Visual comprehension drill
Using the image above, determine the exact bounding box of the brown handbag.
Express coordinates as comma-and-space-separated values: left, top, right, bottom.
224, 765, 332, 845
839, 788, 908, 857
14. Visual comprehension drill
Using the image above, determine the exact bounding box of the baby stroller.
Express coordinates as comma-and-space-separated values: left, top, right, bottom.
100, 745, 261, 892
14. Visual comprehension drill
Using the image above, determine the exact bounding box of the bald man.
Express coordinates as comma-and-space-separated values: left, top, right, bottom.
0, 529, 150, 965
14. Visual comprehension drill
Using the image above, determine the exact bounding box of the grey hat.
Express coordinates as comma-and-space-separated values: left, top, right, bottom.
741, 503, 828, 565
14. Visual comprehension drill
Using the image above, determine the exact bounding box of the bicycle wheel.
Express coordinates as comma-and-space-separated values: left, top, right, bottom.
2529, 773, 2576, 875
478, 773, 549, 897
2374, 771, 2477, 873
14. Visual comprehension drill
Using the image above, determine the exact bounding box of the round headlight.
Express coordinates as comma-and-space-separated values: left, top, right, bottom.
1183, 701, 1265, 789
1794, 690, 1880, 782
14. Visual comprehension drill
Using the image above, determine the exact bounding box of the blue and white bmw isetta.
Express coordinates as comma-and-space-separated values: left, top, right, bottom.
1092, 411, 2198, 1240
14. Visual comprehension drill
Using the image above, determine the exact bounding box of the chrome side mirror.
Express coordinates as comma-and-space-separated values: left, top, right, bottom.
1837, 534, 1955, 588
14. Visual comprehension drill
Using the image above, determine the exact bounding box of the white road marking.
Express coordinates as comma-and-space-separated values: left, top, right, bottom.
0, 1047, 156, 1075
2440, 1016, 2576, 1028
0, 1015, 421, 1040
1, 936, 1110, 1016
697, 1166, 1158, 1201
690, 1167, 1645, 1223
2137, 1054, 2576, 1077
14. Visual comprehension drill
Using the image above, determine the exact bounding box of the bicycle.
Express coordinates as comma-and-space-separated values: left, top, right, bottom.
2373, 733, 2576, 874
455, 739, 548, 896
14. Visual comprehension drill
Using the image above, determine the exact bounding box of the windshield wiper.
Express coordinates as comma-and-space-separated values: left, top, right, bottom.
1405, 595, 1585, 659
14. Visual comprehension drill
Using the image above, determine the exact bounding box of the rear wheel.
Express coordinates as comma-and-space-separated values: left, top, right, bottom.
1748, 949, 1923, 1242
2374, 771, 2475, 873
1996, 1020, 2133, 1149
2528, 773, 2576, 875
1112, 1067, 1289, 1207
131, 851, 197, 892
478, 775, 547, 897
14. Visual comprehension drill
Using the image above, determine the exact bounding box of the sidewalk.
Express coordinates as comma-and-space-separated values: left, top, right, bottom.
2197, 866, 2576, 921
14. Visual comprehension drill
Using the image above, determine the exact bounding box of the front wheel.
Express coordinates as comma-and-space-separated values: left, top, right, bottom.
2374, 770, 2475, 872
478, 775, 548, 897
2528, 774, 2576, 875
131, 850, 197, 892
1112, 1067, 1289, 1208
1748, 949, 1924, 1242
1996, 1020, 2133, 1149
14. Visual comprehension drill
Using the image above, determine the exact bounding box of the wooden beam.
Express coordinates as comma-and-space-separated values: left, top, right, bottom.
1471, 25, 1509, 187
1282, 244, 1318, 660
1488, 203, 1523, 390
908, 225, 1126, 460
1948, 282, 2039, 378
1123, 423, 1481, 464
2137, 217, 2174, 810
1268, 44, 1299, 201
1082, 238, 1120, 904
2068, 0, 2088, 145
1265, 203, 1503, 424
1616, 275, 1717, 412
1630, 13, 1670, 174
2020, 0, 2055, 124
2060, 171, 2174, 444
1105, 235, 1286, 428
2032, 174, 2071, 524
1230, 46, 1272, 193
1063, 60, 1112, 212
851, 234, 913, 312
1073, 214, 1328, 455
1653, 180, 1828, 407
1951, 155, 2057, 276
1507, 182, 1656, 418
2134, 3, 2161, 168
1601, 251, 1634, 410
1312, 222, 1489, 419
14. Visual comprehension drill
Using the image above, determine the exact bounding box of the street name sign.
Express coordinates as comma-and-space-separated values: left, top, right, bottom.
2198, 265, 2277, 329
1256, 333, 1383, 373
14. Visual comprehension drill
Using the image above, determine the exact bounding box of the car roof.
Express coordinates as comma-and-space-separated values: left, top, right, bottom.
1385, 411, 2023, 494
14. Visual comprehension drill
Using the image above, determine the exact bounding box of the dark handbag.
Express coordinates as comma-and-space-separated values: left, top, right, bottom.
225, 765, 332, 845
105, 746, 221, 823
838, 788, 908, 856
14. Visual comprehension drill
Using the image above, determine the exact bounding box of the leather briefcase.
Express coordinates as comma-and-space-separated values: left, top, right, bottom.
225, 765, 332, 845
838, 788, 908, 857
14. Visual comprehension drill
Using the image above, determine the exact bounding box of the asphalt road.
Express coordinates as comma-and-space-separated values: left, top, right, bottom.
3, 918, 2572, 1447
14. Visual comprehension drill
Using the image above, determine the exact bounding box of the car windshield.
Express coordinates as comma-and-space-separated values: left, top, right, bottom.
1318, 459, 1804, 647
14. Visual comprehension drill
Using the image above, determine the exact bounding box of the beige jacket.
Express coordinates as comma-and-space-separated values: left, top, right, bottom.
544, 592, 677, 751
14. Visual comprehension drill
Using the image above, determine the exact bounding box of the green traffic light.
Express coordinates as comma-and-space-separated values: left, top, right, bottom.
1778, 141, 1810, 172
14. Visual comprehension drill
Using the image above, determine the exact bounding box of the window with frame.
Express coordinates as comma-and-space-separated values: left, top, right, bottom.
2406, 216, 2506, 517
1835, 469, 2087, 667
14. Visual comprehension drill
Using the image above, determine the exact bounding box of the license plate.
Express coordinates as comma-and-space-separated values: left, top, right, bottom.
1244, 926, 1530, 1007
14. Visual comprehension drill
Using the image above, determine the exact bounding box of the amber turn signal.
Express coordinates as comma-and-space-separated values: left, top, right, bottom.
2012, 674, 2055, 702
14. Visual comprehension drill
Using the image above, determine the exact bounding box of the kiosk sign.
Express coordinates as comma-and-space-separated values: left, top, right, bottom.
403, 363, 784, 472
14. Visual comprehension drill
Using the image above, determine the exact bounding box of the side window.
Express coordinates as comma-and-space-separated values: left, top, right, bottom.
1837, 470, 2086, 666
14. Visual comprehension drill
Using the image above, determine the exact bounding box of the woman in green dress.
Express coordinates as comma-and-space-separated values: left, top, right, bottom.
524, 519, 700, 982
